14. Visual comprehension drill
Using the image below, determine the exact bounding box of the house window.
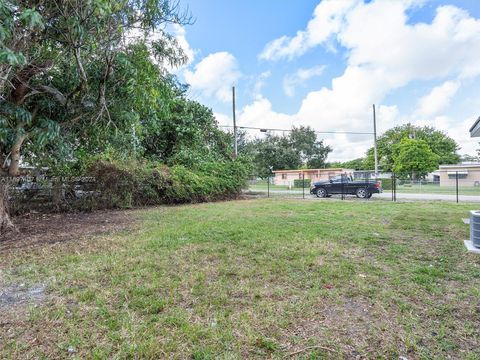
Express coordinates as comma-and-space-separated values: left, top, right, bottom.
448, 173, 468, 179
282, 174, 287, 180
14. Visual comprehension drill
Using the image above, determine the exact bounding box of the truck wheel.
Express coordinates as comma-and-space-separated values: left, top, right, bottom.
316, 188, 327, 198
356, 188, 368, 199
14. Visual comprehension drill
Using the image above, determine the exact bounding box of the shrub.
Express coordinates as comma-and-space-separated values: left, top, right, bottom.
293, 179, 311, 188
9, 158, 251, 214
89, 159, 250, 207
380, 178, 393, 190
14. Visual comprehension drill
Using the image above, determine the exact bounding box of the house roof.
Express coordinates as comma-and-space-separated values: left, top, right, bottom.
469, 116, 480, 137
438, 163, 480, 169
272, 168, 344, 173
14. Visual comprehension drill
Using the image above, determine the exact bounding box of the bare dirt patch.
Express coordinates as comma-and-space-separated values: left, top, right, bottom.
0, 209, 138, 253
0, 283, 46, 309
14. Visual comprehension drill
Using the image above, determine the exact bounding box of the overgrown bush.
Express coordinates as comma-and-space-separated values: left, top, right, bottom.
89, 159, 251, 207
8, 157, 251, 214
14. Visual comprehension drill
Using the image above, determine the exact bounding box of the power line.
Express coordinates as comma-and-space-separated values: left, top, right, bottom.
219, 125, 374, 135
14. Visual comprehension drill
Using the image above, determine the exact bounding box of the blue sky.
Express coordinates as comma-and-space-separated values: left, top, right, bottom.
173, 0, 480, 161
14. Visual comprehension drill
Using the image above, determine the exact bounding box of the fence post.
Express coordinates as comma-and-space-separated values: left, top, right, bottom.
391, 173, 394, 202
302, 172, 305, 199
267, 176, 270, 198
456, 171, 459, 203
393, 173, 397, 202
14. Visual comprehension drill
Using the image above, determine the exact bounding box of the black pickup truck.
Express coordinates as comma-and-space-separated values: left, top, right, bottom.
310, 175, 382, 199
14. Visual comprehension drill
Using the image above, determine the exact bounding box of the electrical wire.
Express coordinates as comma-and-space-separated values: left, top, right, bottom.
219, 125, 373, 135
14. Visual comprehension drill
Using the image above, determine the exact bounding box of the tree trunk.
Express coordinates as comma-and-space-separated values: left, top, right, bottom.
0, 149, 5, 171
52, 179, 65, 210
0, 184, 15, 235
8, 129, 26, 177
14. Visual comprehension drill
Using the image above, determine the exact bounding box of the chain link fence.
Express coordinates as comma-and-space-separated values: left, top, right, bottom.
243, 169, 480, 202
5, 169, 480, 212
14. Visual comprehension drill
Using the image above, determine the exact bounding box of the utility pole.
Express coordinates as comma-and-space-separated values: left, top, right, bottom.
373, 104, 378, 176
232, 86, 238, 157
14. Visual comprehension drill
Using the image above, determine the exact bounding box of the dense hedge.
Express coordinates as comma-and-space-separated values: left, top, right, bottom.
293, 179, 311, 188
88, 159, 251, 207
9, 159, 251, 214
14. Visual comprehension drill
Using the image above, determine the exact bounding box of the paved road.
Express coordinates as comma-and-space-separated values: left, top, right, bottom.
376, 192, 480, 202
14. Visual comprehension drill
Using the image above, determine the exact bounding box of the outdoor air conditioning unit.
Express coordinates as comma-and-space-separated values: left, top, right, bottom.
470, 211, 480, 248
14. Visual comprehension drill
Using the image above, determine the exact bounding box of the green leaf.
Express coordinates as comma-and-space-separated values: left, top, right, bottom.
19, 8, 44, 30
0, 24, 11, 41
15, 107, 32, 125
0, 48, 26, 65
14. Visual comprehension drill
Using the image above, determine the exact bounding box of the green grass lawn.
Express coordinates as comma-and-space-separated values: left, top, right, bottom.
2, 199, 480, 359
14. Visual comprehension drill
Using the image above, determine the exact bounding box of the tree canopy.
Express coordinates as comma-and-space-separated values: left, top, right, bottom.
0, 0, 232, 177
392, 138, 439, 178
328, 158, 367, 170
247, 126, 332, 177
364, 124, 459, 172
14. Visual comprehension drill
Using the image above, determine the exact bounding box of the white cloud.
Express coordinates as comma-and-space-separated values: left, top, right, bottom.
416, 80, 461, 117
339, 4, 480, 82
169, 24, 195, 67
259, 0, 359, 60
184, 52, 241, 103
253, 71, 271, 98
283, 65, 326, 97
230, 94, 399, 161
239, 97, 294, 129
214, 112, 232, 127
250, 0, 480, 161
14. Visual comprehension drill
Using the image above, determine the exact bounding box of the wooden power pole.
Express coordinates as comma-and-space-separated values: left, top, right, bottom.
373, 104, 378, 175
232, 86, 238, 157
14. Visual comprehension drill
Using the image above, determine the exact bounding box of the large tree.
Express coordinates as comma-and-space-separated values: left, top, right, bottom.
250, 126, 332, 177
392, 138, 439, 179
0, 0, 192, 176
0, 0, 194, 230
364, 124, 459, 172
290, 126, 332, 168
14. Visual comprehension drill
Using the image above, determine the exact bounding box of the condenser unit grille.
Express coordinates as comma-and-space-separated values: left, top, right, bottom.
470, 210, 480, 248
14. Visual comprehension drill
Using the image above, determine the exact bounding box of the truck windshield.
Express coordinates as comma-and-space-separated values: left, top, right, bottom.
331, 175, 349, 183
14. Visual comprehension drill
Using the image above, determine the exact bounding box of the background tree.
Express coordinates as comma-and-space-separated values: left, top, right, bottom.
249, 126, 331, 177
364, 124, 459, 171
290, 126, 331, 168
392, 138, 439, 179
328, 158, 366, 170
460, 154, 480, 162
252, 135, 300, 178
